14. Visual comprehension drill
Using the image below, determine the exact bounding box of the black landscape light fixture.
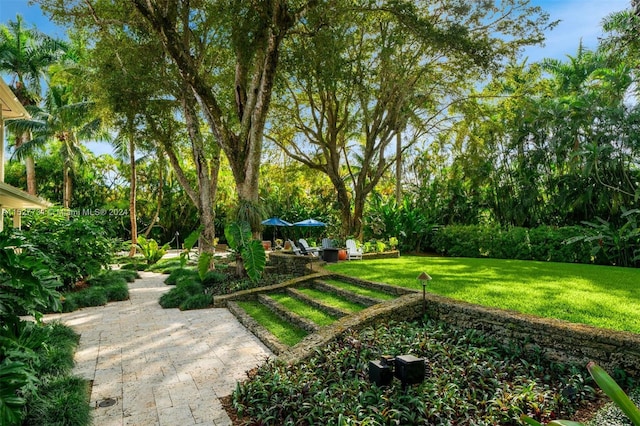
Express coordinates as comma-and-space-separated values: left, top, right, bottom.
418, 272, 432, 315
368, 355, 395, 387
394, 355, 426, 389
368, 354, 426, 389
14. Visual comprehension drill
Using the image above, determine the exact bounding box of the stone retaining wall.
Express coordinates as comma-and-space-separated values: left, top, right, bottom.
268, 251, 320, 275
281, 291, 640, 377
361, 250, 400, 260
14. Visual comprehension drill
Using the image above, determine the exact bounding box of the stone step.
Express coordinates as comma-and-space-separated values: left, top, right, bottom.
312, 279, 384, 307
257, 293, 319, 333
285, 287, 351, 319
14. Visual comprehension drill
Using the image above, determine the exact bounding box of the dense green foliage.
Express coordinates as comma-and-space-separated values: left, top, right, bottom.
225, 221, 266, 281
0, 319, 90, 426
233, 320, 598, 425
58, 269, 132, 312
326, 257, 640, 333
432, 225, 595, 263
161, 264, 296, 310
14, 214, 116, 288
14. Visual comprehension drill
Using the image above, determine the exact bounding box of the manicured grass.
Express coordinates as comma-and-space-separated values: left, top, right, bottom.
324, 279, 395, 301
326, 256, 640, 334
237, 300, 308, 346
296, 287, 366, 313
269, 293, 338, 326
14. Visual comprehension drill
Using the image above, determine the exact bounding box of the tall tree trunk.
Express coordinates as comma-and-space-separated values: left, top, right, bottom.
62, 163, 71, 209
25, 155, 36, 196
128, 133, 137, 257
144, 156, 164, 238
396, 132, 402, 204
182, 89, 217, 269
16, 133, 37, 195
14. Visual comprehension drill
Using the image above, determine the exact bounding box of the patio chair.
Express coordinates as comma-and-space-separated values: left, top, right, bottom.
345, 239, 363, 260
287, 239, 303, 256
322, 238, 335, 250
298, 238, 319, 256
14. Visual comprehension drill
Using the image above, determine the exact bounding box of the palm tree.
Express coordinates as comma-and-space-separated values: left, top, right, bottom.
7, 84, 107, 208
0, 15, 66, 194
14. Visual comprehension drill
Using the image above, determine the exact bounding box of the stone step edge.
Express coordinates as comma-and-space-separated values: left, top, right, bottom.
312, 280, 383, 307
257, 293, 319, 333
286, 287, 351, 318
227, 301, 289, 355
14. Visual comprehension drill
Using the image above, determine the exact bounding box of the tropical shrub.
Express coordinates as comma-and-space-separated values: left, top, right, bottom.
565, 209, 640, 267
225, 221, 266, 282
136, 235, 170, 266
0, 234, 61, 328
159, 279, 204, 310
165, 268, 199, 286
16, 215, 116, 288
365, 194, 434, 252
432, 225, 594, 264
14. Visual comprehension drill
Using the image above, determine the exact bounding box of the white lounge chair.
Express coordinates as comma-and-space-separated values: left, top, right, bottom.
322, 238, 335, 250
287, 239, 303, 256
345, 239, 363, 260
298, 238, 319, 256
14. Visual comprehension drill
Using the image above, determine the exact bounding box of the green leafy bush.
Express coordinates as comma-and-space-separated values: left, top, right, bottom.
225, 221, 266, 282
200, 270, 228, 287
15, 215, 116, 288
136, 235, 170, 266
179, 293, 211, 310
1, 318, 87, 426
432, 225, 594, 264
23, 376, 91, 426
165, 268, 199, 286
63, 287, 108, 311
159, 280, 204, 309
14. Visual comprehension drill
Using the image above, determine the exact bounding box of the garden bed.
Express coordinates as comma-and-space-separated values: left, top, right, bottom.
231, 319, 602, 425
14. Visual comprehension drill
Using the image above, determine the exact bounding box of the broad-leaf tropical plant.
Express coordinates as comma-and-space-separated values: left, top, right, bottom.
136, 235, 170, 266
224, 221, 265, 282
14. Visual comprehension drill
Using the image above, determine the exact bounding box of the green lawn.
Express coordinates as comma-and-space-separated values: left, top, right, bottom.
269, 294, 338, 326
296, 287, 366, 313
237, 300, 308, 346
325, 256, 640, 334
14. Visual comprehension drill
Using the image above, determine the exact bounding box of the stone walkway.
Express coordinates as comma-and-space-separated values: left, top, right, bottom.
45, 271, 273, 426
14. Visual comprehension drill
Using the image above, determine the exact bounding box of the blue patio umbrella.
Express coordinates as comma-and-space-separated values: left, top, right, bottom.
261, 217, 293, 227
261, 217, 292, 248
292, 218, 326, 227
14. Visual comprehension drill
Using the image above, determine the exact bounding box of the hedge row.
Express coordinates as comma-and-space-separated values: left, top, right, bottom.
430, 225, 603, 264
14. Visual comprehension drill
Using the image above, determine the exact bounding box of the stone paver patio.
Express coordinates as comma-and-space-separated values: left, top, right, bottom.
45, 271, 273, 426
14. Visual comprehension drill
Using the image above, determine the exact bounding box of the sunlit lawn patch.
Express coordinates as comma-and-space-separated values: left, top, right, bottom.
326, 256, 640, 334
269, 293, 338, 326
237, 300, 308, 346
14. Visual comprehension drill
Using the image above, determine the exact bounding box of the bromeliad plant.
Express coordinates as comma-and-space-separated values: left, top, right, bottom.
136, 235, 170, 266
521, 362, 640, 426
224, 221, 265, 282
